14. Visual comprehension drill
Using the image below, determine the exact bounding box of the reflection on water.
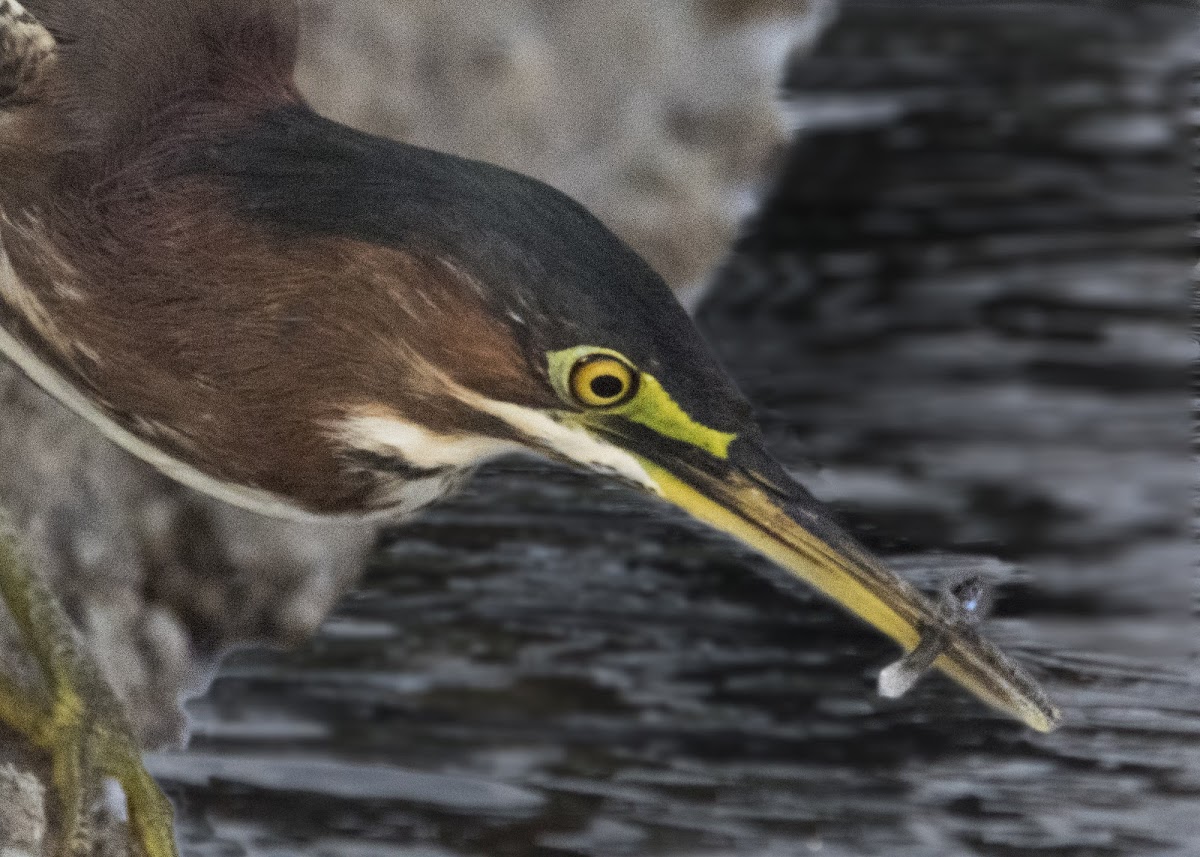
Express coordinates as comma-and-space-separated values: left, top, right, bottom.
162, 2, 1195, 855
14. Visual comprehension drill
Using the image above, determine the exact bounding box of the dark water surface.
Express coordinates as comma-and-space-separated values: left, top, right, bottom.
157, 3, 1197, 855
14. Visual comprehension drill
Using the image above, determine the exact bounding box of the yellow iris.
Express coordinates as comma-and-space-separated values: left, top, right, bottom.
569, 355, 637, 408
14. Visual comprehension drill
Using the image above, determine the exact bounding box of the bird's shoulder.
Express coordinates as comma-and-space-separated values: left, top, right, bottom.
0, 1, 58, 201
2, 0, 299, 193
0, 1, 54, 104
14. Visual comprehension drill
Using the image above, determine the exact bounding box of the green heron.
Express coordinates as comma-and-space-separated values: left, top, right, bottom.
0, 1, 1059, 854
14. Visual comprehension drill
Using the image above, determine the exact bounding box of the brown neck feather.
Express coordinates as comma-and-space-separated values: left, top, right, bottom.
3, 171, 550, 515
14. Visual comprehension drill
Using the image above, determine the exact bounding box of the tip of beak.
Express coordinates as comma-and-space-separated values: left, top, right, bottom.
878, 654, 1061, 732
1011, 696, 1063, 734
1009, 674, 1063, 733
1033, 704, 1064, 733
874, 575, 1062, 732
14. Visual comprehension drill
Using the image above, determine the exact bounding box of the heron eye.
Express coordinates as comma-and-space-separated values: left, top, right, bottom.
569, 355, 638, 408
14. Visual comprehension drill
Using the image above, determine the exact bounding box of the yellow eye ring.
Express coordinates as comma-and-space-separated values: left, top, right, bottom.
569, 355, 638, 408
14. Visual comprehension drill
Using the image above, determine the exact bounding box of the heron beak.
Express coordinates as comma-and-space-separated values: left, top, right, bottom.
598, 422, 1061, 732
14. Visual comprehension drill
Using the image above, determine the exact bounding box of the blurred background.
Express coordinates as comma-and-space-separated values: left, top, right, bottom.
131, 1, 1194, 855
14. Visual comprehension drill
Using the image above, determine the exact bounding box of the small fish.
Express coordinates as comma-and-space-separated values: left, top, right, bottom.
878, 575, 993, 699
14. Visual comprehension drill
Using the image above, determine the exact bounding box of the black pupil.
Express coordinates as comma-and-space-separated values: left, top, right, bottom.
590, 374, 625, 399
